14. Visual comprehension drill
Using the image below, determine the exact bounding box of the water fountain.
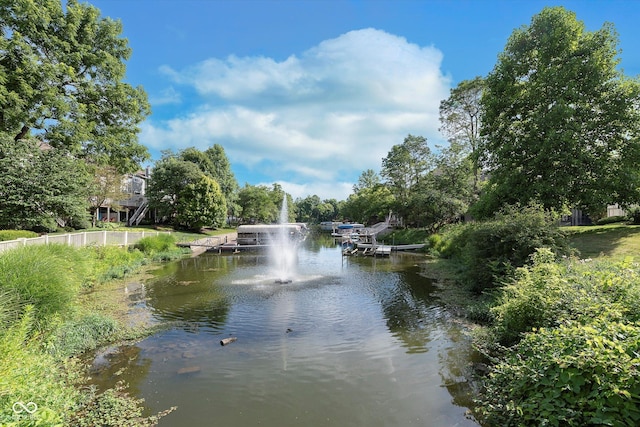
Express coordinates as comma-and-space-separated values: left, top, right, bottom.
270, 195, 296, 283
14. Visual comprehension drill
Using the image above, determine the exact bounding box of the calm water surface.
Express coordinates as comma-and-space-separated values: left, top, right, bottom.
90, 238, 480, 426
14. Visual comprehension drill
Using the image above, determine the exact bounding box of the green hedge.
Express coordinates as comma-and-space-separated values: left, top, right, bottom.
437, 205, 569, 292
0, 230, 38, 241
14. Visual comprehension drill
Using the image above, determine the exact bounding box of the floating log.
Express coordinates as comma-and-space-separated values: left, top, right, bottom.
220, 337, 237, 346
177, 366, 201, 375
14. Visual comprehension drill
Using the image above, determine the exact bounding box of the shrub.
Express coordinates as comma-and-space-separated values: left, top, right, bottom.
443, 205, 569, 292
627, 206, 640, 224
0, 230, 38, 241
490, 254, 640, 346
596, 215, 627, 225
431, 223, 471, 258
91, 246, 146, 282
96, 221, 120, 230
133, 234, 176, 254
477, 320, 640, 426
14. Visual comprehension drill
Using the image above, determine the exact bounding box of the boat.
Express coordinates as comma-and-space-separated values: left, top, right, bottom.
330, 223, 365, 237
356, 243, 425, 252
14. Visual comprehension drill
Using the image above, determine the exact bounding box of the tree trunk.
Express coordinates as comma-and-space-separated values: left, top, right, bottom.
14, 125, 30, 141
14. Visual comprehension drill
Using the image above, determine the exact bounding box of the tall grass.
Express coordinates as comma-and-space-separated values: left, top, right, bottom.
0, 307, 80, 426
133, 233, 176, 254
0, 288, 24, 332
91, 245, 147, 282
0, 245, 92, 328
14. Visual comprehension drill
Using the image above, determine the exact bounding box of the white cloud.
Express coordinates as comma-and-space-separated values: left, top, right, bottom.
148, 86, 181, 105
142, 28, 451, 200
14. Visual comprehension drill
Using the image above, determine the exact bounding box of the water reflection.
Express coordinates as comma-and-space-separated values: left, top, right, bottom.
90, 242, 480, 426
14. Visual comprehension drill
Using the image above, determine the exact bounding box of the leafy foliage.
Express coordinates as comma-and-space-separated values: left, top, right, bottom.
439, 76, 484, 194
479, 7, 640, 217
341, 184, 395, 224
147, 156, 203, 221
0, 230, 38, 241
295, 195, 340, 223
148, 150, 232, 229
71, 382, 176, 427
0, 136, 92, 231
440, 205, 568, 292
0, 307, 78, 427
0, 0, 150, 172
491, 253, 640, 346
174, 175, 227, 230
479, 320, 640, 426
381, 134, 434, 214
48, 314, 117, 358
237, 183, 294, 224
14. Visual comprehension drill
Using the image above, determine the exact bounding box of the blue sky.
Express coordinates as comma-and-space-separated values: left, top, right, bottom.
89, 0, 640, 201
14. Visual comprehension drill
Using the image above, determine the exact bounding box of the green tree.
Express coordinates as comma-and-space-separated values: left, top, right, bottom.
174, 175, 227, 230
146, 157, 203, 224
0, 0, 150, 173
0, 136, 91, 231
439, 77, 484, 193
353, 169, 381, 194
381, 134, 435, 221
179, 148, 214, 177
205, 144, 239, 209
178, 145, 239, 221
88, 165, 128, 227
295, 195, 338, 223
479, 7, 640, 218
404, 181, 467, 231
237, 184, 278, 223
341, 185, 395, 224
296, 195, 322, 223
431, 140, 475, 206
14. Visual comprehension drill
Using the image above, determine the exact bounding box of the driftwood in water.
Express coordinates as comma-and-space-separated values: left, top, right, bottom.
220, 337, 237, 346
177, 366, 201, 375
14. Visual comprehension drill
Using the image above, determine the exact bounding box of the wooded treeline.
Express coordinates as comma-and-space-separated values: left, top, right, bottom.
2, 4, 639, 233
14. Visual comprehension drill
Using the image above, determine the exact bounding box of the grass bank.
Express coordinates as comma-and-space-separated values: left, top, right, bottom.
0, 234, 190, 426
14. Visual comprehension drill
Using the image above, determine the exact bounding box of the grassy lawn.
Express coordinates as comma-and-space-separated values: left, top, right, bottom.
565, 223, 640, 259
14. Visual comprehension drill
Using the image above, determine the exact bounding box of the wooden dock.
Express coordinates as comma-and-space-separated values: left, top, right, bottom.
343, 243, 425, 257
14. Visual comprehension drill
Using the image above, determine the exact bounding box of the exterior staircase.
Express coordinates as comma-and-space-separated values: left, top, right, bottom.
128, 200, 149, 226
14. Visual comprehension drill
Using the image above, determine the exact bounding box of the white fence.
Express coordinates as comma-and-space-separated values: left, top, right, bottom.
0, 231, 168, 254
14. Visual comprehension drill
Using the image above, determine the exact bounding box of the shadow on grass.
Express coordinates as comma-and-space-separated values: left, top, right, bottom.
568, 225, 640, 258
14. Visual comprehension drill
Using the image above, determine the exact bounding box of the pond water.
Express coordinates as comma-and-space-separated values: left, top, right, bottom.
90, 237, 480, 427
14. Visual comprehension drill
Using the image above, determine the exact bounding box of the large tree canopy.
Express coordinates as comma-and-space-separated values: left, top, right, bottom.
478, 7, 640, 218
439, 76, 484, 194
174, 175, 227, 231
381, 134, 434, 212
146, 157, 203, 224
0, 136, 91, 230
0, 0, 150, 173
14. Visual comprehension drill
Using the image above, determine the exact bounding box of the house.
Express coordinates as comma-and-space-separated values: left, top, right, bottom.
95, 168, 153, 226
560, 204, 626, 226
